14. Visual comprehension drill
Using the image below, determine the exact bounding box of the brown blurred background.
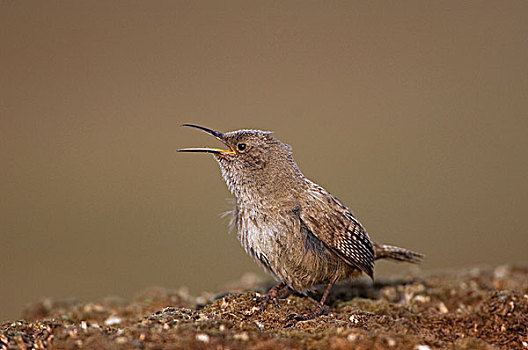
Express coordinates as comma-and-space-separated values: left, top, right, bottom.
1, 1, 527, 321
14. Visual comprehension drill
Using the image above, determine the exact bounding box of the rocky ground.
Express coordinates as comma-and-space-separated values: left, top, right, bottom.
1, 265, 527, 349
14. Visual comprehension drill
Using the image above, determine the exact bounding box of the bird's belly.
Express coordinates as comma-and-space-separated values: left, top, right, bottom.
237, 213, 281, 279
237, 210, 354, 291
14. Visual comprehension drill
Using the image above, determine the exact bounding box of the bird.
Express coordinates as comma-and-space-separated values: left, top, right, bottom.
178, 124, 424, 319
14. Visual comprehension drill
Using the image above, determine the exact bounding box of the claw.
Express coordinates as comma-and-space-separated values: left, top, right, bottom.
284, 281, 333, 320
257, 294, 281, 313
287, 312, 304, 321
287, 312, 317, 321
256, 283, 287, 313
286, 307, 329, 321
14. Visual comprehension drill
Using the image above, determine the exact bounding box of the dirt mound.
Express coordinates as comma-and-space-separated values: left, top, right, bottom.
1, 266, 527, 349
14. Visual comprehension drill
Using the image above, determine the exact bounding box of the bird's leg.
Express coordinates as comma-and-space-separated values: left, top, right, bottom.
258, 282, 288, 312
289, 282, 333, 321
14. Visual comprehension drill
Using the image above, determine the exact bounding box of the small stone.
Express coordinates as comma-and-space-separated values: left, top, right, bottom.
104, 316, 122, 326
0, 334, 8, 344
254, 321, 264, 329
115, 337, 127, 344
413, 295, 430, 303
387, 337, 396, 347
219, 325, 226, 332
416, 345, 430, 350
349, 315, 360, 324
508, 301, 515, 313
197, 313, 210, 321
34, 338, 44, 349
347, 333, 359, 342
437, 302, 448, 314
381, 286, 398, 302
233, 332, 249, 341
494, 265, 509, 279
195, 333, 210, 343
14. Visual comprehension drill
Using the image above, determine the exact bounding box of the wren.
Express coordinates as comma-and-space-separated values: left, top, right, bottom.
179, 124, 424, 319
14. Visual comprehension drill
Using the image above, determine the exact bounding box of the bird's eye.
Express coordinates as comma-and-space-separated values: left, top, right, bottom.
237, 143, 247, 152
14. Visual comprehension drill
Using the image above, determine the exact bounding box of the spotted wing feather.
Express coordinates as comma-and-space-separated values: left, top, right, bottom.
298, 185, 375, 278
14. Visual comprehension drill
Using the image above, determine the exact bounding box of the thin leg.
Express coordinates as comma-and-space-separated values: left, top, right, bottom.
290, 282, 333, 321
313, 282, 333, 315
259, 282, 287, 312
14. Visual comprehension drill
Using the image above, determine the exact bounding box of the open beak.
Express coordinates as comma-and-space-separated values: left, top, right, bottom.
177, 124, 235, 155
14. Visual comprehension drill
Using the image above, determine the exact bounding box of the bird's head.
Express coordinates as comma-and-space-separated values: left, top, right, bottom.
178, 124, 302, 197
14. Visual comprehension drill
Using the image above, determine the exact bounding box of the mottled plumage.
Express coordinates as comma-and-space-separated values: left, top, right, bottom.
179, 124, 424, 319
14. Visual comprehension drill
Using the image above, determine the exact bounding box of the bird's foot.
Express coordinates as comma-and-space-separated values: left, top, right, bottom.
256, 283, 286, 313
286, 306, 329, 321
257, 294, 281, 313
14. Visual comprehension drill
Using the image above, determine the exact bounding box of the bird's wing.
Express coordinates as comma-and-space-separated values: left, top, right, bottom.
296, 186, 375, 278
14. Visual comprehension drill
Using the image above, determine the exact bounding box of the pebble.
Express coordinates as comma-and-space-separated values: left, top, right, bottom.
195, 333, 210, 343
413, 295, 430, 303
233, 332, 249, 341
437, 302, 449, 314
104, 316, 122, 326
115, 337, 128, 344
349, 315, 360, 324
416, 345, 430, 350
347, 333, 359, 342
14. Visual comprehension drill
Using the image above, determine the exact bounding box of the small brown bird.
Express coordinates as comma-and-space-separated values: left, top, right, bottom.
179, 124, 424, 319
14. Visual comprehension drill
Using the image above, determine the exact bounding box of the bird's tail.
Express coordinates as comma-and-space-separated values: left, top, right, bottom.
374, 243, 424, 263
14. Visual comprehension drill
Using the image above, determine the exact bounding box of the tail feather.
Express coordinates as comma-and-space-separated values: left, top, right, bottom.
374, 243, 424, 263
